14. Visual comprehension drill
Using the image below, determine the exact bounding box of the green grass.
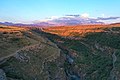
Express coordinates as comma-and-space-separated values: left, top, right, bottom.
1, 27, 120, 80
84, 32, 120, 49
34, 27, 120, 80
1, 40, 60, 80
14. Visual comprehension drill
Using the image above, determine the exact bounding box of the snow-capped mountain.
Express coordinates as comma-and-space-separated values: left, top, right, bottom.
34, 15, 120, 26
0, 15, 120, 27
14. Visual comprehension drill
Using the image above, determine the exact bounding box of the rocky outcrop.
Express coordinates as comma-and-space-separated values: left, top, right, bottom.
0, 69, 7, 80
109, 50, 117, 80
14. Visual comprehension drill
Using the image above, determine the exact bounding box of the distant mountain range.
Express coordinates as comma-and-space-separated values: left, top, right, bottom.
0, 15, 120, 27
0, 22, 55, 27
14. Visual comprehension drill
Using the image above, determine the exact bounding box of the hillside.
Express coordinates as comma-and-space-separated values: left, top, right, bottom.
0, 24, 120, 80
0, 25, 65, 80
42, 25, 120, 80
42, 24, 120, 37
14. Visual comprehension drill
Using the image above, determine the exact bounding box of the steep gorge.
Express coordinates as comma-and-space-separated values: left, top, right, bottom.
0, 26, 120, 80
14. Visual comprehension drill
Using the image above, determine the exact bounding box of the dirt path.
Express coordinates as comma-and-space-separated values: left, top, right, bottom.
0, 43, 41, 64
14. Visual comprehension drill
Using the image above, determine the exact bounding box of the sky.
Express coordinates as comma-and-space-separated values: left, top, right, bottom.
0, 0, 120, 23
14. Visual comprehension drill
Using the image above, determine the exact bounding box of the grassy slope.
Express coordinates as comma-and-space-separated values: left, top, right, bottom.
1, 25, 120, 80
0, 26, 38, 59
0, 26, 63, 80
43, 26, 120, 80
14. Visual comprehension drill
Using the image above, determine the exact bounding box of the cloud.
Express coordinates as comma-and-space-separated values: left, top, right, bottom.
49, 16, 59, 20
97, 17, 120, 20
97, 17, 120, 24
37, 16, 60, 22
65, 15, 80, 17
65, 13, 90, 18
81, 13, 89, 18
34, 14, 120, 25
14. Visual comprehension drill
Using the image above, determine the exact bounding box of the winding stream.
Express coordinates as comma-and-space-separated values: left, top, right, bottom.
65, 53, 80, 80
110, 51, 117, 80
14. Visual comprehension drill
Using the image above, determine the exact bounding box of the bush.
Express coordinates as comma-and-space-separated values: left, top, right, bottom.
3, 31, 8, 34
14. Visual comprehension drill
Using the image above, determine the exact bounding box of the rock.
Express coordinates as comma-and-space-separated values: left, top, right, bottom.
14, 52, 30, 62
0, 69, 7, 80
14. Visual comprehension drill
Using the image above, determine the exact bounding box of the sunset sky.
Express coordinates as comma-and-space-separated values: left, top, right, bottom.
0, 0, 120, 23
